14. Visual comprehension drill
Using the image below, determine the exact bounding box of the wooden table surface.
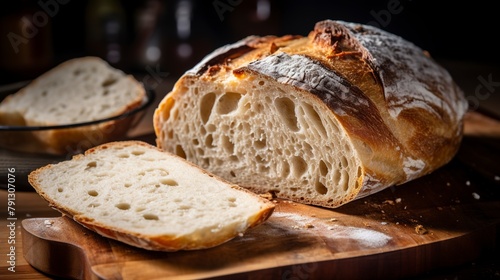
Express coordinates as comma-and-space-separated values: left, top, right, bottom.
1, 64, 499, 279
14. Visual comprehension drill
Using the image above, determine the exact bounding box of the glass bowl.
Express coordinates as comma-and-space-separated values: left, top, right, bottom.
0, 82, 155, 155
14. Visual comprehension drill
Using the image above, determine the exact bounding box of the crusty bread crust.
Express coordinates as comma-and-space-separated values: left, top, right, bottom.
28, 141, 275, 251
154, 20, 467, 208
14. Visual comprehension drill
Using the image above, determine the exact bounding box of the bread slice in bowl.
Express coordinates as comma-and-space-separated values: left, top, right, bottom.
0, 57, 146, 154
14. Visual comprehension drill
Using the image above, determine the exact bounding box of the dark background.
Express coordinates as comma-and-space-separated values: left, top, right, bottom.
0, 0, 499, 88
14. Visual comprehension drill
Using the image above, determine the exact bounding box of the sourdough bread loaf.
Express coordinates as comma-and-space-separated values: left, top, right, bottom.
28, 140, 275, 251
0, 57, 146, 154
153, 20, 468, 208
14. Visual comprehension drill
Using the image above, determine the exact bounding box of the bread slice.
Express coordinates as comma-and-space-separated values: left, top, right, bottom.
0, 57, 146, 154
28, 140, 275, 251
153, 20, 468, 208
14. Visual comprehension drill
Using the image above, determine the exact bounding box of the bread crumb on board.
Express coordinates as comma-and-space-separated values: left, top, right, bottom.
44, 219, 54, 227
414, 224, 428, 235
472, 192, 480, 200
259, 192, 274, 200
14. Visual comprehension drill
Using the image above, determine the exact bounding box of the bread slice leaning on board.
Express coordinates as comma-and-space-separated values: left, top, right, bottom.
154, 19, 468, 208
0, 57, 146, 154
28, 140, 275, 251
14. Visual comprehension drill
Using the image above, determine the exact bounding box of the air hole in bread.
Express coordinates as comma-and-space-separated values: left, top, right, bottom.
178, 205, 191, 210
85, 161, 97, 170
161, 98, 175, 121
88, 203, 100, 208
88, 190, 99, 196
160, 178, 178, 186
216, 92, 242, 115
221, 135, 234, 154
199, 125, 207, 136
102, 90, 109, 96
220, 124, 229, 133
115, 203, 131, 210
254, 132, 267, 149
281, 161, 290, 178
41, 91, 47, 97
131, 150, 145, 156
172, 107, 180, 120
315, 180, 327, 195
255, 154, 265, 163
274, 97, 299, 131
57, 187, 63, 192
230, 170, 236, 177
73, 69, 83, 76
145, 168, 169, 176
200, 92, 216, 124
259, 164, 270, 173
96, 172, 109, 177
333, 169, 341, 184
135, 207, 145, 212
291, 156, 307, 178
102, 77, 118, 87
303, 103, 327, 137
340, 156, 348, 168
355, 167, 363, 189
206, 124, 216, 133
124, 183, 131, 188
175, 145, 187, 159
229, 155, 238, 162
341, 170, 349, 191
143, 213, 159, 220
118, 153, 129, 158
319, 160, 328, 176
205, 134, 214, 148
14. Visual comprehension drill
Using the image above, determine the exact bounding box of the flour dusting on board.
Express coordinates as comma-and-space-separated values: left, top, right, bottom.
330, 225, 392, 248
272, 212, 392, 248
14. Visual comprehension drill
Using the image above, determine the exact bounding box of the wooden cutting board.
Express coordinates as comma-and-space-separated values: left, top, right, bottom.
21, 111, 500, 279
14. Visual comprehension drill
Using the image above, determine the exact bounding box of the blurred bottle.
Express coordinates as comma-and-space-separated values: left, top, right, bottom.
85, 0, 127, 68
163, 0, 216, 78
226, 0, 282, 37
130, 0, 165, 70
0, 1, 54, 84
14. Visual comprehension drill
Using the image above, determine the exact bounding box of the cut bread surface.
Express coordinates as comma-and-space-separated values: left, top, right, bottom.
156, 76, 362, 207
28, 141, 275, 251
